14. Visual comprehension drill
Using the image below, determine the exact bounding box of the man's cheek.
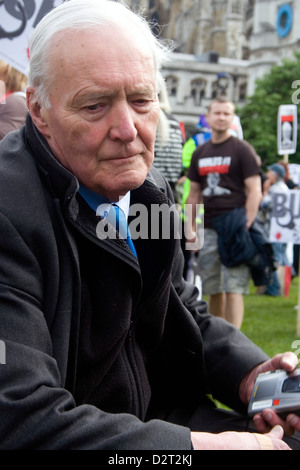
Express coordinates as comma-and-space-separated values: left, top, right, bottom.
68, 121, 91, 142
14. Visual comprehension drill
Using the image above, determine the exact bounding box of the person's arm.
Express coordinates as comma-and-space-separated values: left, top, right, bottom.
191, 425, 290, 450
239, 351, 300, 437
0, 95, 27, 140
190, 351, 300, 450
186, 181, 203, 243
0, 211, 192, 450
244, 174, 262, 229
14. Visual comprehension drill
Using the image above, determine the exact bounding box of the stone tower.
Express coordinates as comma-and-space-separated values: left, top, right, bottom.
118, 0, 251, 126
122, 0, 248, 59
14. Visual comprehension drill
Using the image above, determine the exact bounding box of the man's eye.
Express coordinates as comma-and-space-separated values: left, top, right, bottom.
86, 103, 101, 111
133, 98, 152, 109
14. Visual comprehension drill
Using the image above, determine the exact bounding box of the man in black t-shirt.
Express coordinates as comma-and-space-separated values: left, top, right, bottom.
187, 98, 261, 329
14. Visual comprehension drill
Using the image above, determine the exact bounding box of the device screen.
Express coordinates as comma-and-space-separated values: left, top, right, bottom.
282, 375, 300, 393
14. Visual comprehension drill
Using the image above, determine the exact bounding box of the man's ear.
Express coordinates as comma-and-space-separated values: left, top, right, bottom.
26, 86, 51, 137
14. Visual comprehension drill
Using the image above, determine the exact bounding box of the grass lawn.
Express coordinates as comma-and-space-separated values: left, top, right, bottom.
201, 276, 300, 358
241, 276, 300, 359
203, 276, 300, 410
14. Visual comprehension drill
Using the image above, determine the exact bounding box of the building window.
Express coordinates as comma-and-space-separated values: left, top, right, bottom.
165, 75, 178, 97
191, 78, 206, 106
238, 82, 247, 101
231, 0, 243, 15
211, 81, 218, 99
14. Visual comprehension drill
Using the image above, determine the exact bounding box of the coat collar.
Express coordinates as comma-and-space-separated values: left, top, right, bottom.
25, 114, 79, 209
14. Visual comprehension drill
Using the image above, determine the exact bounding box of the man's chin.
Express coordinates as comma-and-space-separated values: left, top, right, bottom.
108, 178, 146, 202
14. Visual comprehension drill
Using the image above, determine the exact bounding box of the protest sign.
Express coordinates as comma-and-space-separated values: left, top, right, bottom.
289, 163, 300, 189
0, 0, 65, 76
269, 190, 300, 334
277, 104, 297, 158
269, 190, 300, 244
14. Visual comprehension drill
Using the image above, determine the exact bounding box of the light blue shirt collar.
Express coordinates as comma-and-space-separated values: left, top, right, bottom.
78, 185, 130, 220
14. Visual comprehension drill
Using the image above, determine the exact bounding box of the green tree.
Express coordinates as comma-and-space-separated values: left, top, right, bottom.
239, 51, 300, 169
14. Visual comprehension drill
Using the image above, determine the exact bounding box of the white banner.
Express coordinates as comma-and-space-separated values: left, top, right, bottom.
0, 0, 66, 76
269, 190, 300, 243
289, 163, 300, 188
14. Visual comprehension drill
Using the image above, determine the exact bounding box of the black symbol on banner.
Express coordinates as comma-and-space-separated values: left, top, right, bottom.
0, 0, 66, 40
0, 0, 30, 39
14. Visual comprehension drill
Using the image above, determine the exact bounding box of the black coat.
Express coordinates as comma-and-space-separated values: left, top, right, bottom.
0, 117, 268, 449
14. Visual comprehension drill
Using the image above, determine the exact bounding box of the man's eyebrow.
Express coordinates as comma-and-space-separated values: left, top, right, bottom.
132, 84, 157, 97
70, 84, 157, 107
71, 91, 108, 107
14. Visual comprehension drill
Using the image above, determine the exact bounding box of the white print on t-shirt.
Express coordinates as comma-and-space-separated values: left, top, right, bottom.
198, 156, 232, 196
202, 172, 231, 196
198, 156, 231, 176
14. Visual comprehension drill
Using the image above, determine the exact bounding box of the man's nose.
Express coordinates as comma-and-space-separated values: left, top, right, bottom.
108, 103, 138, 142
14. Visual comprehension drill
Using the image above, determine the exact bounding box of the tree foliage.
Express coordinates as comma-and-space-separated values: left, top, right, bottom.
238, 51, 300, 170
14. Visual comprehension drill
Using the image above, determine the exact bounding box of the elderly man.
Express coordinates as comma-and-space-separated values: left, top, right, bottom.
0, 0, 299, 450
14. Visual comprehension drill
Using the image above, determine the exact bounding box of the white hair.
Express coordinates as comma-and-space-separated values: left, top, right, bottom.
156, 78, 171, 144
28, 0, 171, 107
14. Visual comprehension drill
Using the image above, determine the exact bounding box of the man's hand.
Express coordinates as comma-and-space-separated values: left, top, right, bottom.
239, 352, 300, 436
191, 425, 290, 450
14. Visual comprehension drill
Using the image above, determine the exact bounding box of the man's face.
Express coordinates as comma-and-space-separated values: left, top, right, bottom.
27, 27, 160, 201
266, 170, 278, 184
206, 101, 235, 134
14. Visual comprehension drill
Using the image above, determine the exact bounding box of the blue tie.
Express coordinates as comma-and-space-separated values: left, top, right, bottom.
78, 185, 137, 256
108, 204, 137, 257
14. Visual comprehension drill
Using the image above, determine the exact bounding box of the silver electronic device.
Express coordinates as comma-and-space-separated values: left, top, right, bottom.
248, 368, 300, 418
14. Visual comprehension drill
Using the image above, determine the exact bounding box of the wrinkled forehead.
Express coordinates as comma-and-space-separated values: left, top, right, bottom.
48, 23, 155, 70
43, 26, 158, 102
